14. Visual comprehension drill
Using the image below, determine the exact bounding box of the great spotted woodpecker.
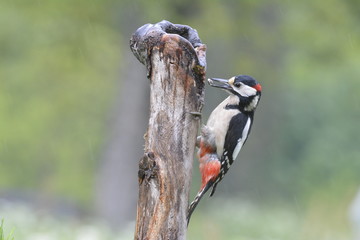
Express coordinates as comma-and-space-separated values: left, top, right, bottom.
187, 75, 262, 224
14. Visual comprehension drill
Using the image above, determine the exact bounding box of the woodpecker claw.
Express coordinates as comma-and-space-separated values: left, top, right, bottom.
188, 111, 202, 119
195, 136, 201, 148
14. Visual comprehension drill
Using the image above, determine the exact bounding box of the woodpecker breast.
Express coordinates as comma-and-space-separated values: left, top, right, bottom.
205, 95, 241, 158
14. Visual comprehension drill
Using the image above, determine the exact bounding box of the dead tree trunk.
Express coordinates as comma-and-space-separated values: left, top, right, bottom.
130, 20, 206, 239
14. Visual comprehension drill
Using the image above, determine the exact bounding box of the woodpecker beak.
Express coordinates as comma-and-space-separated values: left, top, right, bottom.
208, 78, 232, 90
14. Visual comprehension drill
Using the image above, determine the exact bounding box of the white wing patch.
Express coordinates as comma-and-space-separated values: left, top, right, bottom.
232, 118, 251, 160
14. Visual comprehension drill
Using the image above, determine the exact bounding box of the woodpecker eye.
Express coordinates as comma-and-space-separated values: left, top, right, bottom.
233, 82, 241, 88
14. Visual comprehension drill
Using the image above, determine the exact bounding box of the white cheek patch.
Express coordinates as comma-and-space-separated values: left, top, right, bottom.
245, 95, 259, 111
235, 84, 257, 97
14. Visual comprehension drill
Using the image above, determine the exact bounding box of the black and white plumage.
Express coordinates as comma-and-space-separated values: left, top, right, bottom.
187, 75, 262, 224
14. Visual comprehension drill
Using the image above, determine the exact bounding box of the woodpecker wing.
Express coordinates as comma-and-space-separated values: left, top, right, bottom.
223, 113, 252, 168
209, 112, 253, 196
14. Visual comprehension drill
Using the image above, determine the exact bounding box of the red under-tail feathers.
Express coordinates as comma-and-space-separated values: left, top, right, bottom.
198, 141, 221, 189
187, 138, 220, 225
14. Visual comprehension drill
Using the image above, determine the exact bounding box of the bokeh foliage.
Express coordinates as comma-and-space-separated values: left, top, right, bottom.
0, 0, 121, 204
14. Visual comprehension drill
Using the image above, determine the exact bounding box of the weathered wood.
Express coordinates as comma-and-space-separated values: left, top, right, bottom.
130, 20, 206, 239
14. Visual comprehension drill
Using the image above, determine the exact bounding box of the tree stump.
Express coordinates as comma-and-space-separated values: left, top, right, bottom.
130, 20, 206, 239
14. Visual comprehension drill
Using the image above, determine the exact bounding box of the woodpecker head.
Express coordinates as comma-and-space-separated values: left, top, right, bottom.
208, 75, 262, 111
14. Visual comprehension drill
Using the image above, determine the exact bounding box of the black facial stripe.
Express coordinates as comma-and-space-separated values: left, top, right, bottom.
225, 104, 239, 110
237, 95, 258, 113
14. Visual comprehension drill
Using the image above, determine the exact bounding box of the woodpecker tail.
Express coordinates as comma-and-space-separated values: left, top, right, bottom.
209, 182, 219, 197
187, 180, 214, 225
187, 127, 220, 225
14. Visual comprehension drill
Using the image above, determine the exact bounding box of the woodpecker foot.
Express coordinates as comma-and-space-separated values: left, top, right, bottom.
195, 136, 201, 148
188, 111, 202, 120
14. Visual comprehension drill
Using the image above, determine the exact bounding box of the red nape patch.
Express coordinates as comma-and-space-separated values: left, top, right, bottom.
253, 83, 262, 92
199, 154, 220, 189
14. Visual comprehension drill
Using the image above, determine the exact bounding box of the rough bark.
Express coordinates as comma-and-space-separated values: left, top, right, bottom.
130, 20, 206, 240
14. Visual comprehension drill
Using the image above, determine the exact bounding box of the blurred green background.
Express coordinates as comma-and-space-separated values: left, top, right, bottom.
1, 0, 360, 239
